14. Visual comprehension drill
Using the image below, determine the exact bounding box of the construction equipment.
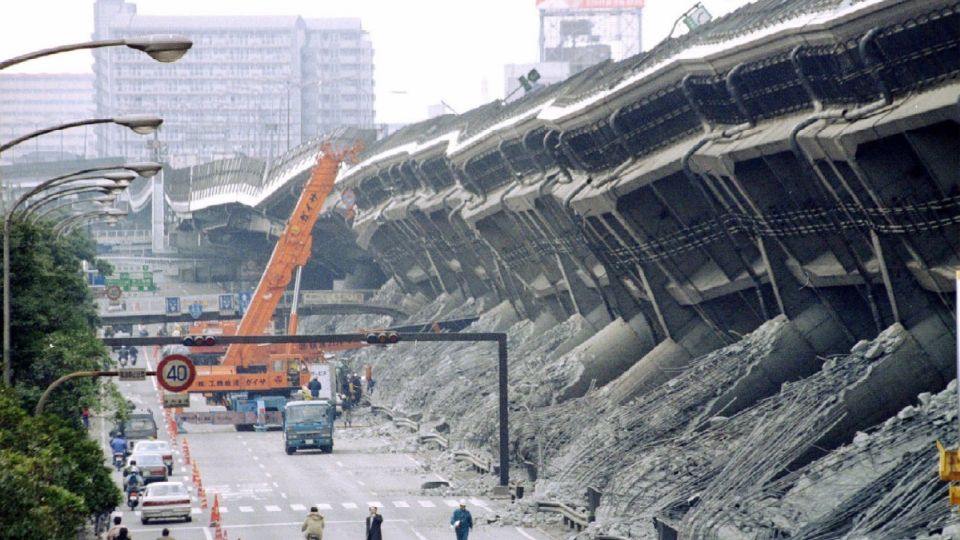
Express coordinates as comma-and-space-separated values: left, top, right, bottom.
184, 137, 361, 427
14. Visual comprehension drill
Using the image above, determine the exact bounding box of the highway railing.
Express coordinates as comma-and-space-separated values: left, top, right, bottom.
418, 432, 449, 450
535, 500, 591, 531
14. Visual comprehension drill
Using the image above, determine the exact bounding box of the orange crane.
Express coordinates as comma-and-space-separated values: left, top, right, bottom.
188, 141, 359, 397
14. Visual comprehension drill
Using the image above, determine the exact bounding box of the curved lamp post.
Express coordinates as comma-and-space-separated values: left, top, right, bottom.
30, 195, 119, 225
20, 172, 135, 222
0, 34, 192, 70
3, 162, 159, 384
55, 208, 129, 237
1, 115, 162, 153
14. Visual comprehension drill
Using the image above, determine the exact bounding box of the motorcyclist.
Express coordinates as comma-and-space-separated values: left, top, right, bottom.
301, 506, 325, 540
118, 346, 129, 365
123, 460, 142, 485
124, 463, 144, 496
110, 434, 128, 456
129, 346, 139, 365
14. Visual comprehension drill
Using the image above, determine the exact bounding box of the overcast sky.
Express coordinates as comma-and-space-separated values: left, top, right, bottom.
0, 0, 753, 123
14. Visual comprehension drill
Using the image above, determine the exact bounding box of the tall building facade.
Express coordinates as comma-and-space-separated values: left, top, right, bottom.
537, 0, 643, 74
93, 0, 374, 167
0, 73, 97, 164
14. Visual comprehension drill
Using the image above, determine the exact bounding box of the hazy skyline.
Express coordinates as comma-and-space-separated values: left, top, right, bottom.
0, 0, 754, 124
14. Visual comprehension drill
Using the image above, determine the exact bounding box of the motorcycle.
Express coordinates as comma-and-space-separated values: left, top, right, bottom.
127, 489, 140, 510
112, 451, 125, 471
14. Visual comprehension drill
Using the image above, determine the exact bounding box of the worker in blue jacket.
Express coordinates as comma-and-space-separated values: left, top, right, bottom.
450, 501, 473, 540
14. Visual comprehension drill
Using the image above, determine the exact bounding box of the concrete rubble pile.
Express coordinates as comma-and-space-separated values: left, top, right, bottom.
541, 317, 795, 495
700, 381, 960, 540
590, 323, 943, 539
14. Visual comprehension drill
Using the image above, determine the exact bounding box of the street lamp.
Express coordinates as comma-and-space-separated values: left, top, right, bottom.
1, 115, 162, 153
0, 34, 192, 70
3, 162, 159, 385
55, 209, 129, 238
22, 174, 133, 223
29, 195, 119, 225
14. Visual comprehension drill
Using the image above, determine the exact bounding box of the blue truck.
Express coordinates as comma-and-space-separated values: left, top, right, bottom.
283, 399, 336, 454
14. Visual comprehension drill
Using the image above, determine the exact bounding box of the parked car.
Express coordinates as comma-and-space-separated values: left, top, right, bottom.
140, 481, 192, 524
126, 453, 168, 485
132, 440, 174, 474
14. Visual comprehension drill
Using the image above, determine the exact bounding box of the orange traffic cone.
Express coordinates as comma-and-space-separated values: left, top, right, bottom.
182, 439, 191, 465
214, 525, 225, 540
192, 462, 200, 484
200, 488, 207, 510
210, 494, 221, 527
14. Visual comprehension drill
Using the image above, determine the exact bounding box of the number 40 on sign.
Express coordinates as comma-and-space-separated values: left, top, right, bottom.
156, 354, 196, 393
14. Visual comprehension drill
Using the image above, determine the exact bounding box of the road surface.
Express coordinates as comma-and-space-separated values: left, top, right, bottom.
102, 348, 550, 540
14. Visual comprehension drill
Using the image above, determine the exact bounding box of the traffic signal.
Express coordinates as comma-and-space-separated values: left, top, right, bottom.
183, 335, 217, 347
365, 331, 400, 345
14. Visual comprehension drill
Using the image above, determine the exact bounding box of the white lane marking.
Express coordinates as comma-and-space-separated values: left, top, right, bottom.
367, 501, 383, 508
342, 502, 358, 509
412, 528, 429, 540
316, 503, 333, 510
281, 493, 288, 499
191, 507, 202, 514
265, 505, 282, 512
273, 482, 280, 488
258, 463, 265, 469
220, 506, 229, 513
291, 503, 307, 511
417, 500, 435, 508
336, 461, 344, 467
252, 455, 259, 461
470, 498, 492, 512
444, 500, 460, 507
516, 527, 538, 540
393, 501, 410, 508
266, 472, 273, 478
239, 506, 254, 513
127, 518, 412, 533
357, 480, 366, 486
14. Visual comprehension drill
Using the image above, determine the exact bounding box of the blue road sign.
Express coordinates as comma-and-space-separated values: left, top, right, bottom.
218, 294, 234, 311
188, 303, 203, 320
165, 297, 181, 314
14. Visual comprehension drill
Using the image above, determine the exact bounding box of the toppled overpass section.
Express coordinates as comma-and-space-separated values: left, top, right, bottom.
312, 0, 960, 536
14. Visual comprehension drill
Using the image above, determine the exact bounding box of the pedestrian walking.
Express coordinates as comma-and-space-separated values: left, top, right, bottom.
366, 506, 383, 540
302, 505, 325, 540
156, 527, 175, 539
450, 501, 473, 540
81, 406, 91, 429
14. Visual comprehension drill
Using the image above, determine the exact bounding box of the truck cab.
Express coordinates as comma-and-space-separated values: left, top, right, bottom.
283, 400, 335, 454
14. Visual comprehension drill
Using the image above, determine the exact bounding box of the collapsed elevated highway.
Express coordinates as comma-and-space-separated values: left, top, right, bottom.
322, 0, 960, 537
163, 0, 959, 536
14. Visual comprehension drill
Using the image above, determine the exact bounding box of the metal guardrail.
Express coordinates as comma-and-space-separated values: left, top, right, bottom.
536, 500, 591, 531
453, 449, 494, 474
418, 433, 449, 450
394, 417, 419, 432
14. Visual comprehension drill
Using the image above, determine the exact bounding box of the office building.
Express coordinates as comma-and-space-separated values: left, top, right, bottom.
93, 0, 375, 167
0, 73, 97, 164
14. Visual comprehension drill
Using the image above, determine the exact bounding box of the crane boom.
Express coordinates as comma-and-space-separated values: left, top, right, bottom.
223, 145, 344, 367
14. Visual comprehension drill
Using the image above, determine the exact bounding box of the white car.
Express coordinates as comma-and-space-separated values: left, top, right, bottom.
140, 481, 192, 524
131, 440, 174, 474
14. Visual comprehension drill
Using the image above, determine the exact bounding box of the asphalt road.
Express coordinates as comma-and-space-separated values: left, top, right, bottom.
102, 348, 551, 540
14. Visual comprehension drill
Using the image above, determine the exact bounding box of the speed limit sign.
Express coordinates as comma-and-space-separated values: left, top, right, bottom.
156, 354, 196, 393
